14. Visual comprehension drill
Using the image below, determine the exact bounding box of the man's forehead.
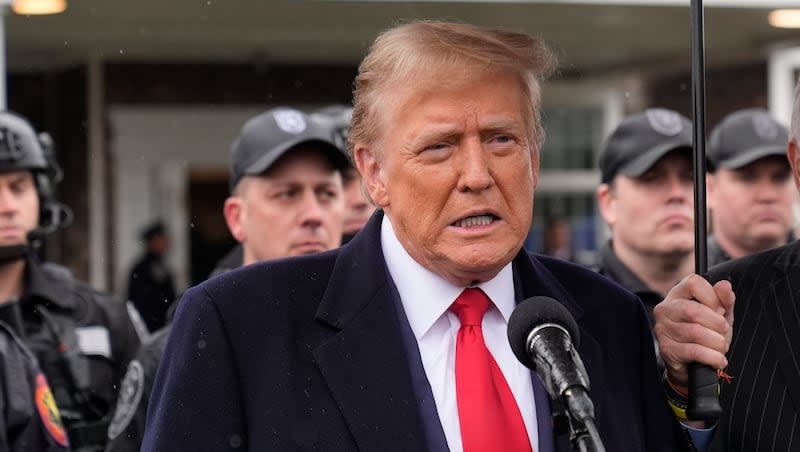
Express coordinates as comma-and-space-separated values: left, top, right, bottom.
249, 163, 342, 187
641, 150, 693, 172
719, 155, 791, 174
0, 169, 34, 181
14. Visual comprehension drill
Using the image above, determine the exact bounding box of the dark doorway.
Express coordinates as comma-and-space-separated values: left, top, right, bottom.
187, 169, 236, 285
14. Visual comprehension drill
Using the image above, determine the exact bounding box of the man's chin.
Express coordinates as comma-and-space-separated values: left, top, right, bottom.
437, 249, 517, 285
290, 244, 328, 256
0, 238, 26, 247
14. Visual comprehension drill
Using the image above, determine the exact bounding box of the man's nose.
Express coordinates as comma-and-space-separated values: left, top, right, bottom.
0, 188, 19, 216
299, 191, 324, 227
457, 140, 494, 193
753, 178, 784, 202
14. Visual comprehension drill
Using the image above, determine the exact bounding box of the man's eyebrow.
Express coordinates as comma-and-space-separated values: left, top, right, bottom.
408, 125, 462, 148
9, 173, 30, 184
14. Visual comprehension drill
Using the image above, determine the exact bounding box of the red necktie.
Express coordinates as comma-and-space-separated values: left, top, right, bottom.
450, 288, 532, 452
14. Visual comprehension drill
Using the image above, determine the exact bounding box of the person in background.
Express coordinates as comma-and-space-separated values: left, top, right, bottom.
126, 221, 176, 333
312, 105, 376, 244
541, 218, 574, 261
105, 106, 348, 452
706, 108, 795, 267
0, 111, 140, 452
595, 108, 696, 327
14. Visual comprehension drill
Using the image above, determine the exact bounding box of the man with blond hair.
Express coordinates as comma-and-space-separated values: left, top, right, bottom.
143, 21, 731, 451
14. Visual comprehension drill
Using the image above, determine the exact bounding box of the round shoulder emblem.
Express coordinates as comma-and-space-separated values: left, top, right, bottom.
646, 109, 683, 137
35, 373, 69, 447
107, 360, 145, 440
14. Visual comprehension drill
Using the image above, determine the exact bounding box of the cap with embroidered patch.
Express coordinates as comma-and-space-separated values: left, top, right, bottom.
229, 107, 349, 191
600, 108, 693, 184
707, 108, 788, 172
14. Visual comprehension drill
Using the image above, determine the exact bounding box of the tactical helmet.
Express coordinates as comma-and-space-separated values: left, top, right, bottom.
0, 112, 49, 174
0, 112, 72, 244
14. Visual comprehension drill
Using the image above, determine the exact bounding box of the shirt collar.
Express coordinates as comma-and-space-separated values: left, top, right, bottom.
381, 215, 515, 341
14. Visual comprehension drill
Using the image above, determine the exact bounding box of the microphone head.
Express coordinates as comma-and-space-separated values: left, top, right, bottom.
507, 296, 580, 368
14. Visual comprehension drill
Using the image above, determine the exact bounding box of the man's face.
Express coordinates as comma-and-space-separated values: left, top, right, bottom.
342, 168, 375, 235
224, 146, 345, 265
708, 156, 794, 254
355, 73, 538, 286
598, 152, 694, 258
0, 171, 39, 247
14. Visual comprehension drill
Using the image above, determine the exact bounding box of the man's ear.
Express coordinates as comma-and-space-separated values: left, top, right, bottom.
354, 144, 389, 208
223, 196, 246, 243
596, 183, 616, 226
789, 140, 800, 191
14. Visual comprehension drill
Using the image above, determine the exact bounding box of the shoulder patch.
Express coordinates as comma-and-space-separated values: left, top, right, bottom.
35, 373, 69, 447
107, 360, 145, 440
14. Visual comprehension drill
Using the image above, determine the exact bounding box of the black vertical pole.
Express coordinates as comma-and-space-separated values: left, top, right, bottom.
686, 0, 722, 421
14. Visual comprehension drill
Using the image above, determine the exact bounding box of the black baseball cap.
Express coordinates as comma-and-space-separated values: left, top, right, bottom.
600, 108, 693, 184
229, 107, 350, 191
707, 108, 788, 172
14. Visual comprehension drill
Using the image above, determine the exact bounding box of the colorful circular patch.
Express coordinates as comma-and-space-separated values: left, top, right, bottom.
34, 372, 69, 447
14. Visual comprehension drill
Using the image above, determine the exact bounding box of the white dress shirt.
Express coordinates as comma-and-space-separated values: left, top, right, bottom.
381, 216, 538, 452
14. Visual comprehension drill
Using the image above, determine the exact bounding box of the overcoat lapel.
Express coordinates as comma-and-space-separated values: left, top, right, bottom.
763, 246, 800, 412
511, 251, 604, 397
312, 212, 429, 451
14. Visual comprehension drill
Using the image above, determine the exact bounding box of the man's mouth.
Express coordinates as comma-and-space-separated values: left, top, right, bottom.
452, 214, 498, 228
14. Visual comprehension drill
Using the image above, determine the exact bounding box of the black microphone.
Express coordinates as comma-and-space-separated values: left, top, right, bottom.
508, 296, 605, 452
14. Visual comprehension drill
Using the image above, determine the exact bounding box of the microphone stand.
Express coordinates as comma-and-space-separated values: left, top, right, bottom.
562, 387, 606, 452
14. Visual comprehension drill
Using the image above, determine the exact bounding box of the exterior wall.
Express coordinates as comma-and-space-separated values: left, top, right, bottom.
645, 61, 768, 129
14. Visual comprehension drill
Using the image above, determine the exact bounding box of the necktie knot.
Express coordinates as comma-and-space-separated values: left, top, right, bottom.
450, 288, 490, 327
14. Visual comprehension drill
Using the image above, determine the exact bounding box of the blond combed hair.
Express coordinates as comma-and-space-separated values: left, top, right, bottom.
348, 20, 557, 158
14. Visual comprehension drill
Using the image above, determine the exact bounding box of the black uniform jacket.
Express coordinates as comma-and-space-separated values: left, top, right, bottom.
143, 211, 688, 451
0, 321, 71, 451
0, 258, 140, 450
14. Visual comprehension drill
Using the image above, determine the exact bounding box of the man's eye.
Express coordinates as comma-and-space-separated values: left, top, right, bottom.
425, 143, 449, 152
10, 181, 28, 194
274, 190, 295, 200
318, 190, 337, 200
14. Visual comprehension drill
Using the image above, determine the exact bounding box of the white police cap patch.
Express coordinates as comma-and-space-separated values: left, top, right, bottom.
273, 109, 307, 134
107, 360, 145, 440
753, 113, 779, 141
646, 109, 683, 137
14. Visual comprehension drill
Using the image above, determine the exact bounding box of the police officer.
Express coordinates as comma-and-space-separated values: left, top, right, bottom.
106, 106, 348, 452
0, 112, 140, 451
706, 108, 795, 267
0, 321, 70, 451
595, 108, 695, 326
311, 105, 375, 244
126, 221, 176, 332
